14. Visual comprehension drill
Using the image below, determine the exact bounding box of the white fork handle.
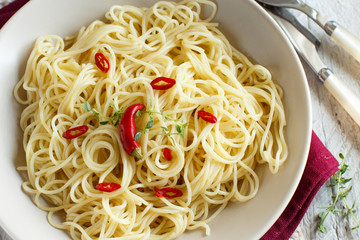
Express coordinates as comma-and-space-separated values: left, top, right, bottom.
321, 69, 360, 126
325, 21, 360, 63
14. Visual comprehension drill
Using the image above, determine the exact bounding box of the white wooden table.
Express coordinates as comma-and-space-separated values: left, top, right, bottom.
290, 0, 360, 239
1, 0, 360, 239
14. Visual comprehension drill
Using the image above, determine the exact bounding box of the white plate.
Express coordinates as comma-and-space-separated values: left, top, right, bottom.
0, 0, 312, 239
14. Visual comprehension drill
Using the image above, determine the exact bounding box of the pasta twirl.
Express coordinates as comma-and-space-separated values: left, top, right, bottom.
14, 0, 288, 239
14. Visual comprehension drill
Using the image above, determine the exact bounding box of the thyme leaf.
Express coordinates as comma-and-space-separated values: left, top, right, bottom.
146, 120, 154, 129
134, 132, 141, 141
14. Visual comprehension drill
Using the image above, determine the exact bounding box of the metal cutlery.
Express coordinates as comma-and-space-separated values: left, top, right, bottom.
256, 0, 360, 63
264, 6, 360, 126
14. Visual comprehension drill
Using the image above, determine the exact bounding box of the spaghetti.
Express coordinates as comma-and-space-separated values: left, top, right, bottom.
14, 0, 288, 239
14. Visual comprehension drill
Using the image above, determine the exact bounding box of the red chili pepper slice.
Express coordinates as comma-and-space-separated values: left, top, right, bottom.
150, 77, 176, 90
119, 104, 145, 159
154, 187, 183, 198
62, 125, 89, 139
198, 110, 217, 124
163, 148, 172, 161
95, 53, 110, 73
96, 182, 121, 192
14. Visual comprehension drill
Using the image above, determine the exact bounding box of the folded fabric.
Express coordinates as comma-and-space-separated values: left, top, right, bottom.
0, 0, 28, 28
0, 1, 340, 240
261, 131, 339, 240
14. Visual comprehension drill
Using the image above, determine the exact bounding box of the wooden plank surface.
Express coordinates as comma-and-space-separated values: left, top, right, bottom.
2, 0, 360, 240
293, 0, 360, 239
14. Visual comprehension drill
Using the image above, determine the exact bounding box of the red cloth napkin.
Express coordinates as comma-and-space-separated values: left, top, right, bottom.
261, 131, 339, 240
0, 1, 340, 239
0, 0, 29, 27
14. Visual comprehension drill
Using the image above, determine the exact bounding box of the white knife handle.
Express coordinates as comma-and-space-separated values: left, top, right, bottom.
320, 68, 360, 126
325, 21, 360, 63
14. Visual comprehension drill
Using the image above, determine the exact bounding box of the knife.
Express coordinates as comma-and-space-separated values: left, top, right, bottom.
265, 7, 360, 126
256, 0, 360, 63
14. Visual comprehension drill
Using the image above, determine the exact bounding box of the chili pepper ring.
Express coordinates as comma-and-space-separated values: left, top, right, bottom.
96, 182, 121, 192
154, 187, 183, 198
198, 110, 217, 123
163, 147, 172, 161
95, 53, 110, 73
150, 77, 176, 90
62, 125, 89, 139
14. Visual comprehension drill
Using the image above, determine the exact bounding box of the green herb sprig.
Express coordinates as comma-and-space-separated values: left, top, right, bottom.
84, 102, 188, 144
136, 109, 188, 144
317, 153, 360, 233
84, 102, 124, 126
